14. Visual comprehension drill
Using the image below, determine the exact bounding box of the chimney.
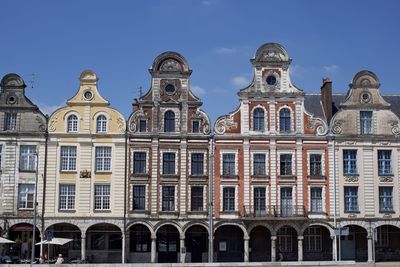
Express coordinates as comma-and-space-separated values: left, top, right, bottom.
321, 78, 333, 125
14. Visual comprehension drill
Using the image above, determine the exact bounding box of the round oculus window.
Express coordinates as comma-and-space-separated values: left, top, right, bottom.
361, 92, 371, 103
266, 75, 277, 86
84, 90, 93, 100
7, 96, 16, 104
165, 84, 176, 94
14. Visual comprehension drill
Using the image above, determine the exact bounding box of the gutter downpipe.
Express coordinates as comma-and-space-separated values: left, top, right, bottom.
122, 128, 128, 263
208, 132, 214, 263
40, 130, 48, 257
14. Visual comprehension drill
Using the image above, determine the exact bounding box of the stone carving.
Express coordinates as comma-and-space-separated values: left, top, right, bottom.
117, 117, 125, 132
344, 176, 359, 183
388, 120, 400, 135
80, 170, 91, 178
332, 120, 344, 134
36, 116, 46, 132
129, 109, 146, 132
379, 176, 393, 183
48, 116, 58, 132
260, 49, 285, 61
307, 117, 327, 136
160, 59, 183, 72
192, 110, 211, 134
214, 114, 237, 135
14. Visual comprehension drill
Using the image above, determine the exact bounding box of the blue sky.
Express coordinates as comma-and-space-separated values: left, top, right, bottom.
1, 0, 399, 123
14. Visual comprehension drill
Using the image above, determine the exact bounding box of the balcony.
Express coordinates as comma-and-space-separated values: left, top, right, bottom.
243, 205, 306, 218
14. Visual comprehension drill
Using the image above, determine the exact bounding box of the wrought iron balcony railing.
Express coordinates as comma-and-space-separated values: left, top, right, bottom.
244, 205, 306, 218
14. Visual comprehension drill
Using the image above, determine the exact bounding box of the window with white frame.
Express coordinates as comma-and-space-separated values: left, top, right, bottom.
280, 187, 293, 216
162, 186, 175, 211
253, 153, 266, 176
59, 184, 75, 210
164, 110, 175, 132
95, 147, 112, 172
310, 187, 323, 213
309, 154, 322, 176
254, 187, 266, 215
139, 119, 147, 132
132, 185, 146, 210
60, 146, 77, 171
133, 152, 146, 175
94, 184, 110, 210
18, 184, 34, 209
4, 113, 17, 131
343, 150, 357, 175
162, 153, 175, 175
191, 153, 204, 176
277, 226, 294, 252
191, 186, 203, 211
280, 154, 292, 175
19, 145, 36, 171
96, 115, 107, 133
222, 153, 235, 176
378, 150, 392, 175
192, 120, 200, 133
279, 108, 291, 133
304, 227, 322, 252
344, 186, 358, 212
253, 108, 265, 131
379, 187, 393, 213
360, 111, 373, 134
67, 114, 78, 132
223, 187, 235, 211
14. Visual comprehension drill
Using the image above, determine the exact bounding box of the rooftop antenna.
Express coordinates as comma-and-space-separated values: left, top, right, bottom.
139, 86, 143, 98
29, 73, 35, 89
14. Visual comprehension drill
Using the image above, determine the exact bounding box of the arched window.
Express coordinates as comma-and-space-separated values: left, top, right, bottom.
96, 115, 107, 133
67, 115, 78, 132
279, 108, 291, 133
164, 111, 175, 132
253, 108, 265, 131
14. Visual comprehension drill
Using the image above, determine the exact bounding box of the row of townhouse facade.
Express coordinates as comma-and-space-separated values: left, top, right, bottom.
0, 42, 400, 263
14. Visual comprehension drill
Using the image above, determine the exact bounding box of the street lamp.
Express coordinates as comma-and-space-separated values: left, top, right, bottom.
31, 152, 39, 264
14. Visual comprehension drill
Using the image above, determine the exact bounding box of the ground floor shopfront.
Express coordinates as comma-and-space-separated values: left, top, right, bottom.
1, 218, 399, 263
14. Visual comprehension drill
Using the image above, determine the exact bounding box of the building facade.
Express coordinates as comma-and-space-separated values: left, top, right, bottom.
127, 51, 211, 263
0, 73, 47, 260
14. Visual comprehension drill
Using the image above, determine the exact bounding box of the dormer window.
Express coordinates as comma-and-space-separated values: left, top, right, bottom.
192, 120, 200, 133
253, 108, 264, 131
139, 119, 147, 132
96, 115, 107, 133
360, 111, 372, 134
4, 113, 17, 131
67, 115, 78, 133
164, 111, 175, 132
279, 108, 291, 133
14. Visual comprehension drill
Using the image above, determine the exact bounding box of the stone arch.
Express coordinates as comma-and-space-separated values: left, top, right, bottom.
373, 220, 400, 230
273, 222, 301, 236
127, 220, 155, 237
214, 221, 249, 239
84, 221, 123, 236
339, 220, 369, 232
154, 220, 183, 238
300, 222, 335, 237
182, 221, 209, 235
248, 222, 273, 235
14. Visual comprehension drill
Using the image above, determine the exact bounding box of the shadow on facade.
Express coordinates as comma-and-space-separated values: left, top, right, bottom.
214, 225, 244, 262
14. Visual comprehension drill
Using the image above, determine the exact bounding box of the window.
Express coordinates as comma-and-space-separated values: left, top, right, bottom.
67, 114, 78, 132
131, 225, 151, 252
132, 185, 146, 210
96, 115, 107, 133
162, 153, 175, 175
254, 187, 266, 216
360, 111, 372, 134
192, 120, 200, 133
304, 227, 322, 252
223, 187, 235, 211
133, 152, 146, 175
162, 186, 175, 211
278, 227, 294, 252
18, 184, 34, 209
379, 187, 393, 213
60, 146, 77, 171
59, 184, 75, 210
19, 145, 36, 171
280, 154, 292, 175
139, 119, 147, 132
222, 153, 235, 176
94, 184, 110, 210
253, 108, 264, 131
191, 153, 204, 176
0, 145, 2, 169
343, 150, 357, 175
95, 147, 112, 172
310, 154, 322, 176
377, 226, 389, 247
253, 153, 266, 176
191, 186, 203, 211
4, 113, 17, 131
279, 108, 291, 133
280, 187, 293, 216
344, 186, 358, 212
164, 110, 175, 132
310, 187, 323, 213
378, 150, 392, 175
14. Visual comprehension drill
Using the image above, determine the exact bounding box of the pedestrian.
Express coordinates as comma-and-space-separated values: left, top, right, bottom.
55, 254, 64, 264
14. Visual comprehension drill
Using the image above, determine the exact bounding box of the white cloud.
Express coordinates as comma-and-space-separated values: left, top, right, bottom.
191, 85, 206, 96
231, 75, 249, 87
323, 64, 339, 73
214, 47, 237, 54
202, 0, 211, 6
289, 64, 306, 78
37, 102, 64, 116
